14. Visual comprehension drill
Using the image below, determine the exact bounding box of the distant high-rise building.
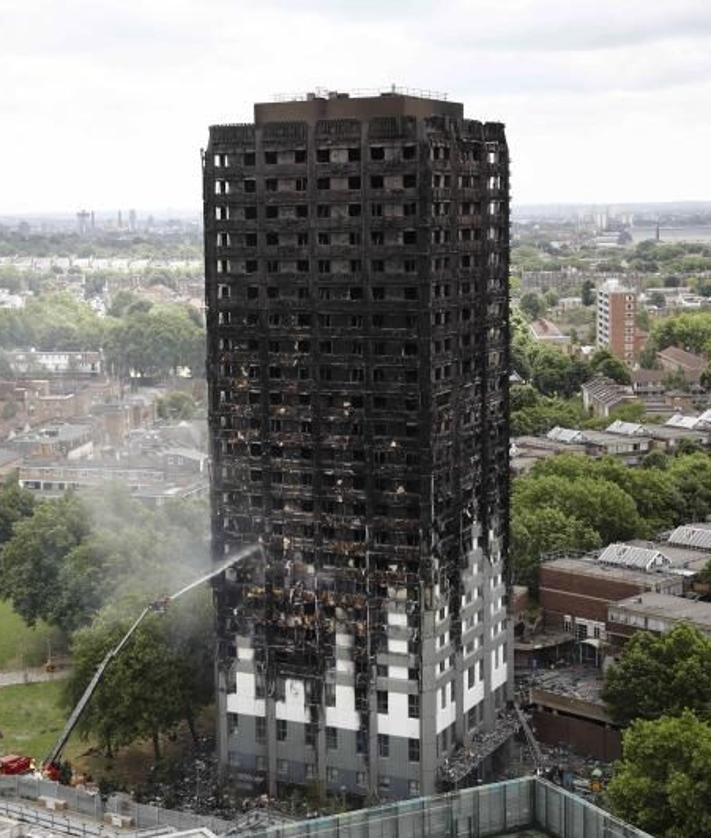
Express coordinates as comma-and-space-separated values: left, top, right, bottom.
596, 279, 640, 364
203, 90, 511, 801
76, 210, 90, 236
117, 210, 123, 229
128, 209, 137, 232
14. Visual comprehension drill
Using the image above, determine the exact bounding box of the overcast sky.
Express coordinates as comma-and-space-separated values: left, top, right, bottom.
3, 0, 711, 213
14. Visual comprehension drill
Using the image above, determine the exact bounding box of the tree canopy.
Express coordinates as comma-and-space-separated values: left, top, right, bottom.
602, 624, 711, 726
66, 591, 214, 761
606, 711, 711, 838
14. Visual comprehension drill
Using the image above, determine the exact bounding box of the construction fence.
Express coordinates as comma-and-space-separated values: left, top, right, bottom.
0, 775, 234, 835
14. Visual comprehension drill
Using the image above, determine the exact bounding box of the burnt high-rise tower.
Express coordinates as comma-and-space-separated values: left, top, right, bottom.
203, 89, 511, 801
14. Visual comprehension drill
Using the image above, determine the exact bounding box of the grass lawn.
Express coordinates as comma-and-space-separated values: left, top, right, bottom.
0, 677, 214, 789
0, 600, 65, 670
0, 680, 89, 763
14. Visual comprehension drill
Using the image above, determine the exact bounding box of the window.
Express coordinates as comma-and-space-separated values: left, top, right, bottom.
348, 176, 361, 189
408, 780, 420, 797
317, 204, 331, 218
468, 666, 475, 688
317, 177, 330, 190
317, 148, 330, 163
356, 771, 366, 786
244, 178, 256, 193
318, 232, 330, 245
403, 145, 416, 160
326, 727, 337, 749
377, 690, 389, 713
255, 716, 266, 743
348, 203, 362, 217
348, 147, 361, 162
295, 149, 307, 163
325, 683, 336, 707
378, 734, 389, 758
370, 146, 385, 160
408, 739, 420, 762
305, 724, 317, 746
370, 174, 384, 189
278, 759, 288, 775
277, 719, 287, 741
265, 178, 277, 192
295, 177, 307, 191
326, 767, 338, 782
244, 151, 256, 166
264, 150, 277, 165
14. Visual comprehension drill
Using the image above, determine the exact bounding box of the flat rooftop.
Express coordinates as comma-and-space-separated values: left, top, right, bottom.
254, 87, 463, 124
612, 592, 711, 628
542, 556, 679, 586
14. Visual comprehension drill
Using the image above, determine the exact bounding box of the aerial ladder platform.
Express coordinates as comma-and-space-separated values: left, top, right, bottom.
42, 544, 263, 780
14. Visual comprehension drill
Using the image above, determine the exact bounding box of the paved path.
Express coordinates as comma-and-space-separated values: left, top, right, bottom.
0, 667, 71, 687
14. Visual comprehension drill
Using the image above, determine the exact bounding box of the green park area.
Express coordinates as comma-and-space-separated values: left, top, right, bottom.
0, 600, 64, 669
0, 681, 88, 764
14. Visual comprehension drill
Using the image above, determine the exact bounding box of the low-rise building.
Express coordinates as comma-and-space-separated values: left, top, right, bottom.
581, 377, 638, 418
529, 319, 571, 353
8, 350, 102, 377
539, 556, 683, 642
657, 346, 707, 384
18, 461, 208, 507
607, 592, 711, 645
6, 422, 95, 460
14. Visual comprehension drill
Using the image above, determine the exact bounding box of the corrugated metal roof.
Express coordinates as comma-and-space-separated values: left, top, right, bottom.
606, 420, 647, 436
665, 413, 701, 429
668, 525, 711, 550
598, 543, 672, 571
546, 426, 584, 444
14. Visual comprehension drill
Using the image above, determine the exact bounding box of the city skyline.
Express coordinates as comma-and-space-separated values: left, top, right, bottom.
3, 0, 711, 213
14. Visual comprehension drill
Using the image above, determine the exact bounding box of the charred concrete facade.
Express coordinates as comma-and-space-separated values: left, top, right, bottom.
202, 91, 511, 801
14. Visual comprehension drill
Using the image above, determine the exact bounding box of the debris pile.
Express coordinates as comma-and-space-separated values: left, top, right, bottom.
438, 708, 521, 785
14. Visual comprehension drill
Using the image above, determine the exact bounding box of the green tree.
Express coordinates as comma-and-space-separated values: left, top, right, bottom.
700, 363, 711, 392
511, 506, 600, 589
649, 291, 666, 308
157, 391, 196, 421
606, 711, 711, 838
0, 479, 34, 545
0, 494, 91, 630
66, 591, 214, 762
581, 279, 596, 307
602, 624, 711, 725
589, 349, 631, 384
519, 292, 545, 321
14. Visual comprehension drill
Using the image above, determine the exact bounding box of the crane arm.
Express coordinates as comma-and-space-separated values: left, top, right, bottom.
43, 542, 263, 774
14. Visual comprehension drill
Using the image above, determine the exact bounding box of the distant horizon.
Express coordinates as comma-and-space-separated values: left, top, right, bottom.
2, 198, 711, 223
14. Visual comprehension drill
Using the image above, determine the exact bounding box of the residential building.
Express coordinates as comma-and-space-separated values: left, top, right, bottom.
8, 350, 103, 377
595, 279, 639, 363
203, 90, 511, 799
656, 346, 707, 384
